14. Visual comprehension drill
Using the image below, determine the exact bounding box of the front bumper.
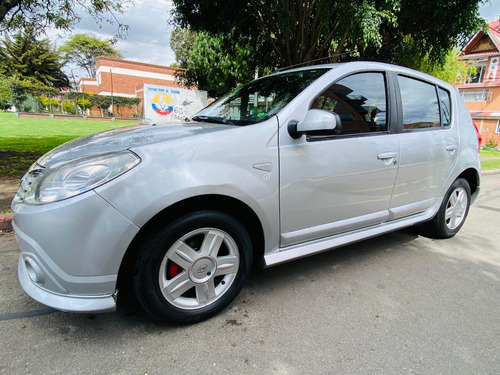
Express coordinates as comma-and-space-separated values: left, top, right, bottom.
18, 252, 116, 313
12, 190, 140, 313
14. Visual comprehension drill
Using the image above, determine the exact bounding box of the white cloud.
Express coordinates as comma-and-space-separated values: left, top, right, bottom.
480, 1, 500, 22
46, 0, 176, 82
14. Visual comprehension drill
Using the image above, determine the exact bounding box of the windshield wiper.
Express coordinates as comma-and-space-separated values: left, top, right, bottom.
191, 115, 233, 125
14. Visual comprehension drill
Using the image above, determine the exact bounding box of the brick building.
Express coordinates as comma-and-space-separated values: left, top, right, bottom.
78, 57, 191, 118
458, 20, 500, 147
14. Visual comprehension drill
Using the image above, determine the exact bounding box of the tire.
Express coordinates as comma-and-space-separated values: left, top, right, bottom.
133, 211, 252, 324
423, 178, 471, 239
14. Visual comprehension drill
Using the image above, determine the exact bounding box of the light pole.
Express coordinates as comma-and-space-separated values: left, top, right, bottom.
110, 65, 114, 116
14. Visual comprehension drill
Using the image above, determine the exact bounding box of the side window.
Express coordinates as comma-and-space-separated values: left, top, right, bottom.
312, 72, 387, 135
398, 76, 440, 130
438, 87, 452, 127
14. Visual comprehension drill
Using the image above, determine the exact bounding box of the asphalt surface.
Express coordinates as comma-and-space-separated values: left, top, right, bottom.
0, 175, 499, 374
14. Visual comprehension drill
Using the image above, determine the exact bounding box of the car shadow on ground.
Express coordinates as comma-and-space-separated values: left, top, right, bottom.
244, 226, 422, 295
18, 226, 422, 335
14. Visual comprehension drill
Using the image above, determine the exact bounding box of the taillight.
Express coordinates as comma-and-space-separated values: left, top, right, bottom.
473, 121, 482, 153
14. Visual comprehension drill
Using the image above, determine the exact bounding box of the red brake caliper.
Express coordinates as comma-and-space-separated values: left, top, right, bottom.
167, 261, 183, 279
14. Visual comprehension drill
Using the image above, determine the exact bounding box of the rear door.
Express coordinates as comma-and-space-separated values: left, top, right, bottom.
389, 75, 459, 219
279, 71, 400, 247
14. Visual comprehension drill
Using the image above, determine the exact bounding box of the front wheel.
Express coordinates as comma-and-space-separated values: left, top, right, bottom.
133, 211, 252, 324
423, 178, 471, 239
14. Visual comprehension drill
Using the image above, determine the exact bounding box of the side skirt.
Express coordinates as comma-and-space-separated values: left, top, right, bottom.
263, 203, 441, 267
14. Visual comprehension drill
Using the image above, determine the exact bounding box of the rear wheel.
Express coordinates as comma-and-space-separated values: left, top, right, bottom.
423, 178, 471, 239
133, 211, 252, 324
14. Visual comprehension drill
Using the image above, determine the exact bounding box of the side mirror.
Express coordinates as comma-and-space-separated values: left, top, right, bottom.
288, 109, 341, 139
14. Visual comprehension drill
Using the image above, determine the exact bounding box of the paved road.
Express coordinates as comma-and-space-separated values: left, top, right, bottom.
1, 175, 499, 375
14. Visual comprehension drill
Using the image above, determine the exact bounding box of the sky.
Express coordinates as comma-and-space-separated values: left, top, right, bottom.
46, 0, 500, 81
47, 0, 176, 81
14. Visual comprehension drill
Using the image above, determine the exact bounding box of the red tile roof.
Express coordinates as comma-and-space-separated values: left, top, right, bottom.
463, 20, 500, 55
489, 20, 500, 50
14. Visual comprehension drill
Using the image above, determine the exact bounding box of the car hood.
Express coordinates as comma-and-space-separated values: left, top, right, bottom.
36, 122, 232, 168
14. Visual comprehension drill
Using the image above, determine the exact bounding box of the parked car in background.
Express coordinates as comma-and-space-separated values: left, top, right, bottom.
12, 62, 481, 324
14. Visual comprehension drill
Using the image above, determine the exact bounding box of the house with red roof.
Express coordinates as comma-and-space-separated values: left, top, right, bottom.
458, 20, 500, 147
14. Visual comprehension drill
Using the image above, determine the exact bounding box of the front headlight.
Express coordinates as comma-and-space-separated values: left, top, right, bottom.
16, 151, 141, 205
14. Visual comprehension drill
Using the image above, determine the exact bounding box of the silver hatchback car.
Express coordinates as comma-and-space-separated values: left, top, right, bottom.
12, 62, 481, 323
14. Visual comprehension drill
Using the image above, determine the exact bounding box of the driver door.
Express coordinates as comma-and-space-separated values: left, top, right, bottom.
279, 71, 399, 247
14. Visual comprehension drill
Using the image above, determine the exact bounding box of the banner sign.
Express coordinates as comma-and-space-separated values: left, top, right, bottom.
487, 57, 498, 81
143, 84, 207, 123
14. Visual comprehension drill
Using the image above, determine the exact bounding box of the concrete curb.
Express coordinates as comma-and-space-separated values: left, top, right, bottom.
0, 212, 13, 232
1, 169, 499, 233
482, 169, 500, 175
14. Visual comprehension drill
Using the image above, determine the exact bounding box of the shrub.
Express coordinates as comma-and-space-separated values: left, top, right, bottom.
39, 95, 60, 112
485, 140, 498, 148
61, 100, 77, 114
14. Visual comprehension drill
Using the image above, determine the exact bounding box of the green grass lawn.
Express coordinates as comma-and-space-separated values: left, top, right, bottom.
0, 112, 139, 177
480, 149, 500, 171
480, 149, 500, 158
481, 158, 500, 170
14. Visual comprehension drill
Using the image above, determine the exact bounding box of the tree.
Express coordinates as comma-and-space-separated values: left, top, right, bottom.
0, 0, 131, 35
172, 0, 485, 69
171, 29, 261, 97
360, 0, 486, 65
0, 28, 69, 88
0, 75, 12, 110
395, 41, 474, 85
8, 81, 26, 110
170, 28, 197, 68
59, 33, 123, 78
172, 0, 399, 68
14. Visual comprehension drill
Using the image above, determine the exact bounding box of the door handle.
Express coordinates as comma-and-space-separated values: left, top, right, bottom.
377, 152, 398, 160
377, 152, 398, 166
446, 145, 458, 152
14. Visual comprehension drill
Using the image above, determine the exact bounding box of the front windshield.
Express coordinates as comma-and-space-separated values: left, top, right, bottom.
192, 68, 329, 125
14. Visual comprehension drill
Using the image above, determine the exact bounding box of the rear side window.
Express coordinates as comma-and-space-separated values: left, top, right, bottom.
311, 72, 387, 135
438, 87, 452, 127
398, 76, 452, 130
398, 76, 440, 130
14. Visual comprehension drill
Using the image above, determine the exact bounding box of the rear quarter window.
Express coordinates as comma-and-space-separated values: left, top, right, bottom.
438, 87, 452, 127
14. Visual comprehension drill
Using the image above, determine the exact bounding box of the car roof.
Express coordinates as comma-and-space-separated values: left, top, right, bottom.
273, 61, 452, 89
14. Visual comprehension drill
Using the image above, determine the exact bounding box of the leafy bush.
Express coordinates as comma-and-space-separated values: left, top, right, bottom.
61, 100, 77, 114
485, 140, 498, 148
75, 97, 91, 112
39, 95, 60, 111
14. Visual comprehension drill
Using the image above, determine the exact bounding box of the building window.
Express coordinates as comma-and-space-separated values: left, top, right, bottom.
496, 120, 500, 134
460, 89, 491, 102
467, 63, 487, 83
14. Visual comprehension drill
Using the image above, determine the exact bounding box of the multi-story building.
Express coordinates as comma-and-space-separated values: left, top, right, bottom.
458, 20, 500, 147
78, 57, 206, 120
